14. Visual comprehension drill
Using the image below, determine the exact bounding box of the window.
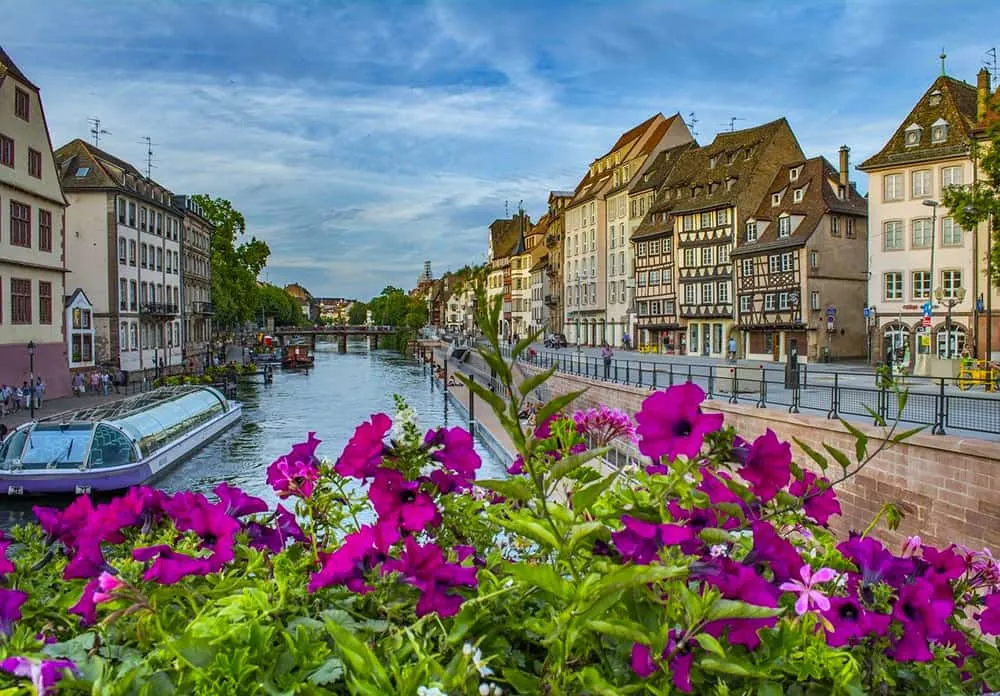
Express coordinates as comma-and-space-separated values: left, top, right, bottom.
718, 244, 730, 264
764, 294, 776, 311
128, 240, 136, 266
912, 170, 932, 198
781, 252, 793, 272
0, 134, 13, 168
130, 323, 138, 350
701, 212, 713, 228
10, 201, 30, 247
140, 208, 147, 231
793, 188, 804, 203
156, 248, 163, 271
942, 270, 963, 298
884, 272, 903, 301
683, 215, 694, 231
638, 271, 647, 287
140, 244, 148, 268
830, 216, 840, 236
778, 216, 791, 238
884, 174, 903, 201
911, 218, 933, 248
609, 284, 616, 304
745, 220, 757, 242
905, 125, 921, 147
649, 270, 660, 285
14, 88, 29, 120
931, 121, 948, 143
810, 291, 820, 310
912, 271, 930, 299
941, 166, 963, 188
741, 259, 753, 277
11, 278, 31, 324
649, 240, 660, 255
28, 148, 42, 178
809, 251, 818, 269
141, 282, 148, 303
118, 199, 126, 224
664, 268, 672, 285
716, 209, 730, 226
941, 217, 962, 246
120, 323, 129, 352
120, 279, 128, 310
769, 255, 781, 274
650, 300, 661, 315
128, 202, 136, 227
166, 252, 172, 274
790, 167, 800, 181
684, 284, 696, 304
38, 281, 51, 324
119, 238, 127, 264
884, 221, 903, 250
129, 280, 137, 311
771, 192, 782, 206
702, 282, 714, 304
778, 292, 789, 310
740, 295, 751, 313
38, 210, 52, 252
683, 248, 696, 266
701, 247, 714, 266
718, 281, 730, 304
638, 301, 648, 316
846, 217, 856, 239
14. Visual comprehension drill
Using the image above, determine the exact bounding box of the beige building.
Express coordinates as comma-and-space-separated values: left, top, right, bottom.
57, 139, 184, 378
733, 153, 868, 362
859, 72, 989, 365
0, 47, 71, 396
175, 195, 213, 367
540, 191, 572, 335
486, 211, 529, 340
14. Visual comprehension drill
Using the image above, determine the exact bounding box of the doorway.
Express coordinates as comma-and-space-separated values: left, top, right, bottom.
702, 323, 711, 356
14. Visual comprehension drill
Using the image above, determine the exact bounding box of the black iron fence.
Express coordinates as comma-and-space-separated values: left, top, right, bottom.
500, 346, 1000, 437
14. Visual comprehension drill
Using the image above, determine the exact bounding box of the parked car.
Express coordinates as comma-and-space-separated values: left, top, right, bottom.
544, 333, 568, 349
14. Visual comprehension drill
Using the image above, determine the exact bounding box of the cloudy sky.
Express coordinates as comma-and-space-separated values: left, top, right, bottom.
4, 1, 999, 299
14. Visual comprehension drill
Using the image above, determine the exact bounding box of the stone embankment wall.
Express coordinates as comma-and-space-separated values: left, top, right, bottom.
524, 365, 1000, 553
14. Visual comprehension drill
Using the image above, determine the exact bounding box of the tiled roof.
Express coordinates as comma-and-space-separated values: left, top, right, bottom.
732, 156, 867, 257
489, 213, 531, 260
628, 141, 697, 196
550, 190, 575, 198
859, 75, 978, 171
604, 113, 662, 158
0, 45, 38, 90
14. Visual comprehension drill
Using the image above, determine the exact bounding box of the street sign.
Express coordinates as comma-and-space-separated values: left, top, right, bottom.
863, 307, 870, 319
922, 302, 933, 317
921, 315, 931, 328
826, 306, 837, 317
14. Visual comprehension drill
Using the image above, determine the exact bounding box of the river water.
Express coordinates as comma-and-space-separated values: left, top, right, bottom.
0, 340, 509, 527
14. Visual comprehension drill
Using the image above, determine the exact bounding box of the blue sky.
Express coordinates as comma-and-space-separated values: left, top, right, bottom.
4, 1, 1000, 299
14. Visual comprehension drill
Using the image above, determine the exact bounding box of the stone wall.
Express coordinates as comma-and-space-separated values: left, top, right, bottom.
525, 365, 1000, 552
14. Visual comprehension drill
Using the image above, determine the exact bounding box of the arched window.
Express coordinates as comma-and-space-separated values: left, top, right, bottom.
883, 324, 910, 354
935, 324, 966, 359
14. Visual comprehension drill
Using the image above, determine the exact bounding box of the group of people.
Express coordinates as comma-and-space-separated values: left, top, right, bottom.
71, 369, 126, 397
0, 378, 45, 417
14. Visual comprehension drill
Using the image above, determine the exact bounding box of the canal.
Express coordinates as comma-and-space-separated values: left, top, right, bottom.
0, 340, 509, 527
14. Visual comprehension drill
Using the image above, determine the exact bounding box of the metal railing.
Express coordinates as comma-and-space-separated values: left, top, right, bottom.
501, 346, 1000, 437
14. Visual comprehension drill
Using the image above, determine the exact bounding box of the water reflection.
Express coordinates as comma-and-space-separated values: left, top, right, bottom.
0, 339, 507, 528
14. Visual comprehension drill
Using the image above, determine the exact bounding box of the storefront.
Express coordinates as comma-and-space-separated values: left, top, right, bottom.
687, 321, 732, 358
637, 324, 684, 354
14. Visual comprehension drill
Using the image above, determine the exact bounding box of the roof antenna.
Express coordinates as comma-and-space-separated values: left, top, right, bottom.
88, 117, 110, 147
139, 136, 158, 178
685, 111, 699, 138
725, 117, 745, 132
940, 48, 947, 76
986, 47, 998, 78
505, 200, 509, 217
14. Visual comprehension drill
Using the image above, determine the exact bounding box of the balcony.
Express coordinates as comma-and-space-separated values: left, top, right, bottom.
140, 302, 179, 318
544, 294, 559, 307
545, 233, 560, 249
191, 301, 215, 315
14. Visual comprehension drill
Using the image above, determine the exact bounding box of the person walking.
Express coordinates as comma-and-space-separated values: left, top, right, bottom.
601, 342, 614, 380
72, 373, 84, 397
728, 336, 737, 363
33, 377, 44, 410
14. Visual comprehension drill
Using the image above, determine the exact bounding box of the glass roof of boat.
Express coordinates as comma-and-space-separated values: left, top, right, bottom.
39, 385, 228, 425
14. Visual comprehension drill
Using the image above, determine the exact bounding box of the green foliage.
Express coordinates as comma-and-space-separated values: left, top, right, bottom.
347, 302, 368, 325
258, 284, 308, 327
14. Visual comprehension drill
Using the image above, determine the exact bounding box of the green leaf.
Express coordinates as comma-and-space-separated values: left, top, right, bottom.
323, 619, 391, 688
838, 419, 869, 462
493, 513, 561, 548
480, 349, 513, 387
549, 446, 607, 481
693, 632, 726, 658
536, 390, 585, 428
572, 471, 618, 513
822, 443, 853, 476
503, 668, 541, 694
792, 437, 828, 472
698, 527, 735, 546
309, 657, 345, 686
459, 372, 507, 416
42, 632, 96, 663
477, 478, 533, 502
596, 563, 687, 593
891, 425, 925, 443
506, 561, 572, 599
518, 364, 557, 397
511, 329, 544, 362
757, 682, 784, 696
566, 521, 607, 554
704, 598, 782, 623
586, 619, 649, 645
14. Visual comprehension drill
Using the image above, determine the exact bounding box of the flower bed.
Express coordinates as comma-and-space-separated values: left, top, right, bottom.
2, 300, 1000, 695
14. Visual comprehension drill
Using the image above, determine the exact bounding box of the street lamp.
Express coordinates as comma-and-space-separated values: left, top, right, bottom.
934, 285, 966, 359
27, 341, 35, 420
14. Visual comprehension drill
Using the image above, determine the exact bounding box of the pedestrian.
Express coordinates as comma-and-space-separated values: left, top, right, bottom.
72, 373, 84, 397
101, 371, 111, 396
601, 342, 614, 379
90, 371, 100, 394
728, 336, 737, 363
33, 377, 44, 410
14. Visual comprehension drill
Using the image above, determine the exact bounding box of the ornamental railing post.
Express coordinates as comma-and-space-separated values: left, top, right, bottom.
652, 364, 658, 390
932, 378, 947, 435
756, 366, 766, 408
827, 373, 839, 419
468, 374, 475, 426
729, 367, 738, 404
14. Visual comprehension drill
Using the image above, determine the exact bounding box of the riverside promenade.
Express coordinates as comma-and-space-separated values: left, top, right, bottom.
1, 389, 136, 432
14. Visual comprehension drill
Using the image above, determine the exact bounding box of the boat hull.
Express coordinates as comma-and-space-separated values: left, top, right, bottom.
0, 405, 243, 495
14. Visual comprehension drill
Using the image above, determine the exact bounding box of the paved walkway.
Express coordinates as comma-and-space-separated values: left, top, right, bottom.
1, 389, 136, 431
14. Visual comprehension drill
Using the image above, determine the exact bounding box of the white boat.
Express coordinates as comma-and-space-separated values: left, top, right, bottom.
0, 385, 242, 495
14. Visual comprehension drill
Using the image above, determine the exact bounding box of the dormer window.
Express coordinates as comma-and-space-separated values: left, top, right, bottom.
728, 151, 738, 165
793, 188, 805, 203
726, 177, 736, 191
771, 192, 782, 206
745, 146, 755, 160
789, 167, 801, 182
931, 118, 948, 143
928, 89, 942, 106
904, 123, 922, 148
745, 220, 758, 243
778, 216, 791, 238
709, 156, 717, 168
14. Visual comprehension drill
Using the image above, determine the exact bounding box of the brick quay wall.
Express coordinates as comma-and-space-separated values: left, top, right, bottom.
520, 364, 1000, 553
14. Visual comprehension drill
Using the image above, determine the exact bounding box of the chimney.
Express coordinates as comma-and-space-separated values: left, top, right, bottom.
978, 68, 992, 121
838, 145, 850, 198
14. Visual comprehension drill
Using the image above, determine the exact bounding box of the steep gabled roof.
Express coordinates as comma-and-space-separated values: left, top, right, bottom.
859, 75, 979, 171
569, 114, 668, 207
732, 157, 867, 256
0, 45, 38, 90
628, 141, 698, 197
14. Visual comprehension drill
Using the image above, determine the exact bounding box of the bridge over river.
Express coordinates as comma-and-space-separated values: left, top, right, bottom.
273, 325, 399, 353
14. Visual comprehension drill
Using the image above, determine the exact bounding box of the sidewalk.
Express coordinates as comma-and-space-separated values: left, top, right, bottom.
2, 389, 134, 431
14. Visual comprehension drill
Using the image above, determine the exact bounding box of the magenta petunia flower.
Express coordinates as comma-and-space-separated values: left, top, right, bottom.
921, 545, 966, 590
68, 578, 99, 626
788, 470, 841, 525
696, 559, 779, 650
507, 455, 525, 475
738, 429, 792, 503
336, 415, 391, 480
900, 535, 922, 558
132, 545, 210, 585
0, 533, 15, 578
424, 426, 482, 493
977, 592, 1000, 635
213, 483, 268, 518
821, 595, 891, 647
369, 469, 441, 533
838, 534, 913, 590
572, 406, 637, 446
611, 516, 674, 565
162, 491, 241, 570
780, 565, 838, 615
266, 455, 320, 499
92, 571, 124, 605
629, 631, 694, 692
0, 588, 29, 637
744, 521, 804, 583
248, 504, 307, 553
34, 495, 95, 548
891, 578, 954, 661
63, 539, 109, 580
635, 384, 724, 466
308, 523, 397, 594
1, 656, 79, 696
382, 536, 478, 618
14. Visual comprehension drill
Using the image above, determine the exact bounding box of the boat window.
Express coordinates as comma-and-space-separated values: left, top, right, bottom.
111, 387, 227, 457
87, 425, 138, 469
0, 429, 28, 466
20, 425, 93, 470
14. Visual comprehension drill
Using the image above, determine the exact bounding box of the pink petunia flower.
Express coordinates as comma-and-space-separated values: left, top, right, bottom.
780, 565, 837, 615
336, 415, 391, 479
1, 656, 78, 696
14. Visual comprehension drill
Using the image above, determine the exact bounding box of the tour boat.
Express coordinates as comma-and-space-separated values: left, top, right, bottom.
0, 385, 242, 495
282, 344, 314, 369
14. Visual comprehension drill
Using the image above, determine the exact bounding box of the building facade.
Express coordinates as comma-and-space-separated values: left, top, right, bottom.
175, 195, 213, 368
0, 47, 71, 396
542, 191, 572, 334
284, 283, 317, 322
733, 153, 868, 362
57, 139, 184, 378
859, 73, 984, 365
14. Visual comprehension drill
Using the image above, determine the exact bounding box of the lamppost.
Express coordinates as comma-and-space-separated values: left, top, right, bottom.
934, 286, 966, 359
27, 341, 35, 420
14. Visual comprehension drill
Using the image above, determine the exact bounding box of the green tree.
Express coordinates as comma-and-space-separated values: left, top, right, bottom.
258, 284, 304, 327
193, 195, 271, 334
367, 286, 426, 329
347, 302, 368, 325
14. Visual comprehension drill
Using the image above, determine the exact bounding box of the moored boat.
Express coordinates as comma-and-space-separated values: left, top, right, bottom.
0, 385, 242, 495
282, 344, 314, 369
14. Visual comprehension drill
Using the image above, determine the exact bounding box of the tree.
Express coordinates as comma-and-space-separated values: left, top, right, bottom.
367, 286, 427, 329
347, 302, 368, 325
258, 284, 304, 327
193, 195, 271, 334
